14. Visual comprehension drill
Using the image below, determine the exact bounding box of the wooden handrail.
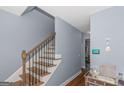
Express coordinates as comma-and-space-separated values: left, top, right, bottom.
21, 32, 55, 86
27, 32, 55, 55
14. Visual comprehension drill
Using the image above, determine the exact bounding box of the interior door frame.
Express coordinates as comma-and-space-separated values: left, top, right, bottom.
85, 39, 90, 70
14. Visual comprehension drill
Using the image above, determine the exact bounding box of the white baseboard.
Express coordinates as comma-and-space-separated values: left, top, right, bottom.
60, 70, 82, 86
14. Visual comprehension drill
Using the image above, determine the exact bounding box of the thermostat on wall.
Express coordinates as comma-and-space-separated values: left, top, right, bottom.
92, 49, 100, 54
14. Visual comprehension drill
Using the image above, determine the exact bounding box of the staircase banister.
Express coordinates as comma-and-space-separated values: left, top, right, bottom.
27, 32, 55, 55
21, 31, 56, 86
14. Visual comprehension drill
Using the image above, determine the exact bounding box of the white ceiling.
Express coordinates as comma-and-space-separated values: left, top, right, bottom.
0, 6, 27, 16
39, 6, 111, 32
0, 6, 111, 32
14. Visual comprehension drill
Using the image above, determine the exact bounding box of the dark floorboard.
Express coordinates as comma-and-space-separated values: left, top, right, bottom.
66, 69, 87, 86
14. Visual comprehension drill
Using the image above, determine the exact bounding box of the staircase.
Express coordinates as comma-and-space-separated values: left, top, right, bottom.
5, 32, 61, 86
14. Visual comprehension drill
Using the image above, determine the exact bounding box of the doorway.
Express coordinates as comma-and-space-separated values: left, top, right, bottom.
85, 39, 90, 71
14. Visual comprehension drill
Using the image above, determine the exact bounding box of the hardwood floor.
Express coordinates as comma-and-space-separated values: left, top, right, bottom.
66, 72, 86, 86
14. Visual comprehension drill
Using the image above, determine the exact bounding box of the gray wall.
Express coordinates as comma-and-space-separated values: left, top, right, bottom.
91, 6, 124, 75
46, 17, 82, 85
0, 8, 54, 81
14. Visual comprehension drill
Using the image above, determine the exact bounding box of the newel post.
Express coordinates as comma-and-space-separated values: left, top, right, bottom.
21, 50, 27, 86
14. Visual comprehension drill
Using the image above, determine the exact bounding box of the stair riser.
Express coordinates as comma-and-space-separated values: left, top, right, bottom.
41, 49, 55, 52
25, 54, 60, 63
30, 65, 55, 72
26, 70, 49, 81
27, 65, 53, 73
40, 54, 62, 60
43, 51, 55, 53
42, 53, 55, 57
35, 62, 56, 67
35, 51, 55, 55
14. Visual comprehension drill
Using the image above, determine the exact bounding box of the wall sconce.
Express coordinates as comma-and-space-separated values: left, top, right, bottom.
105, 38, 111, 52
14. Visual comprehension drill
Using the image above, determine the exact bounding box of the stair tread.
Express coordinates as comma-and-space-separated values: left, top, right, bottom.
19, 73, 44, 86
47, 48, 54, 50
35, 61, 56, 67
48, 47, 55, 49
40, 57, 55, 59
48, 47, 54, 49
45, 51, 55, 53
45, 49, 55, 52
14, 80, 24, 86
29, 67, 50, 77
49, 44, 55, 46
40, 57, 61, 60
